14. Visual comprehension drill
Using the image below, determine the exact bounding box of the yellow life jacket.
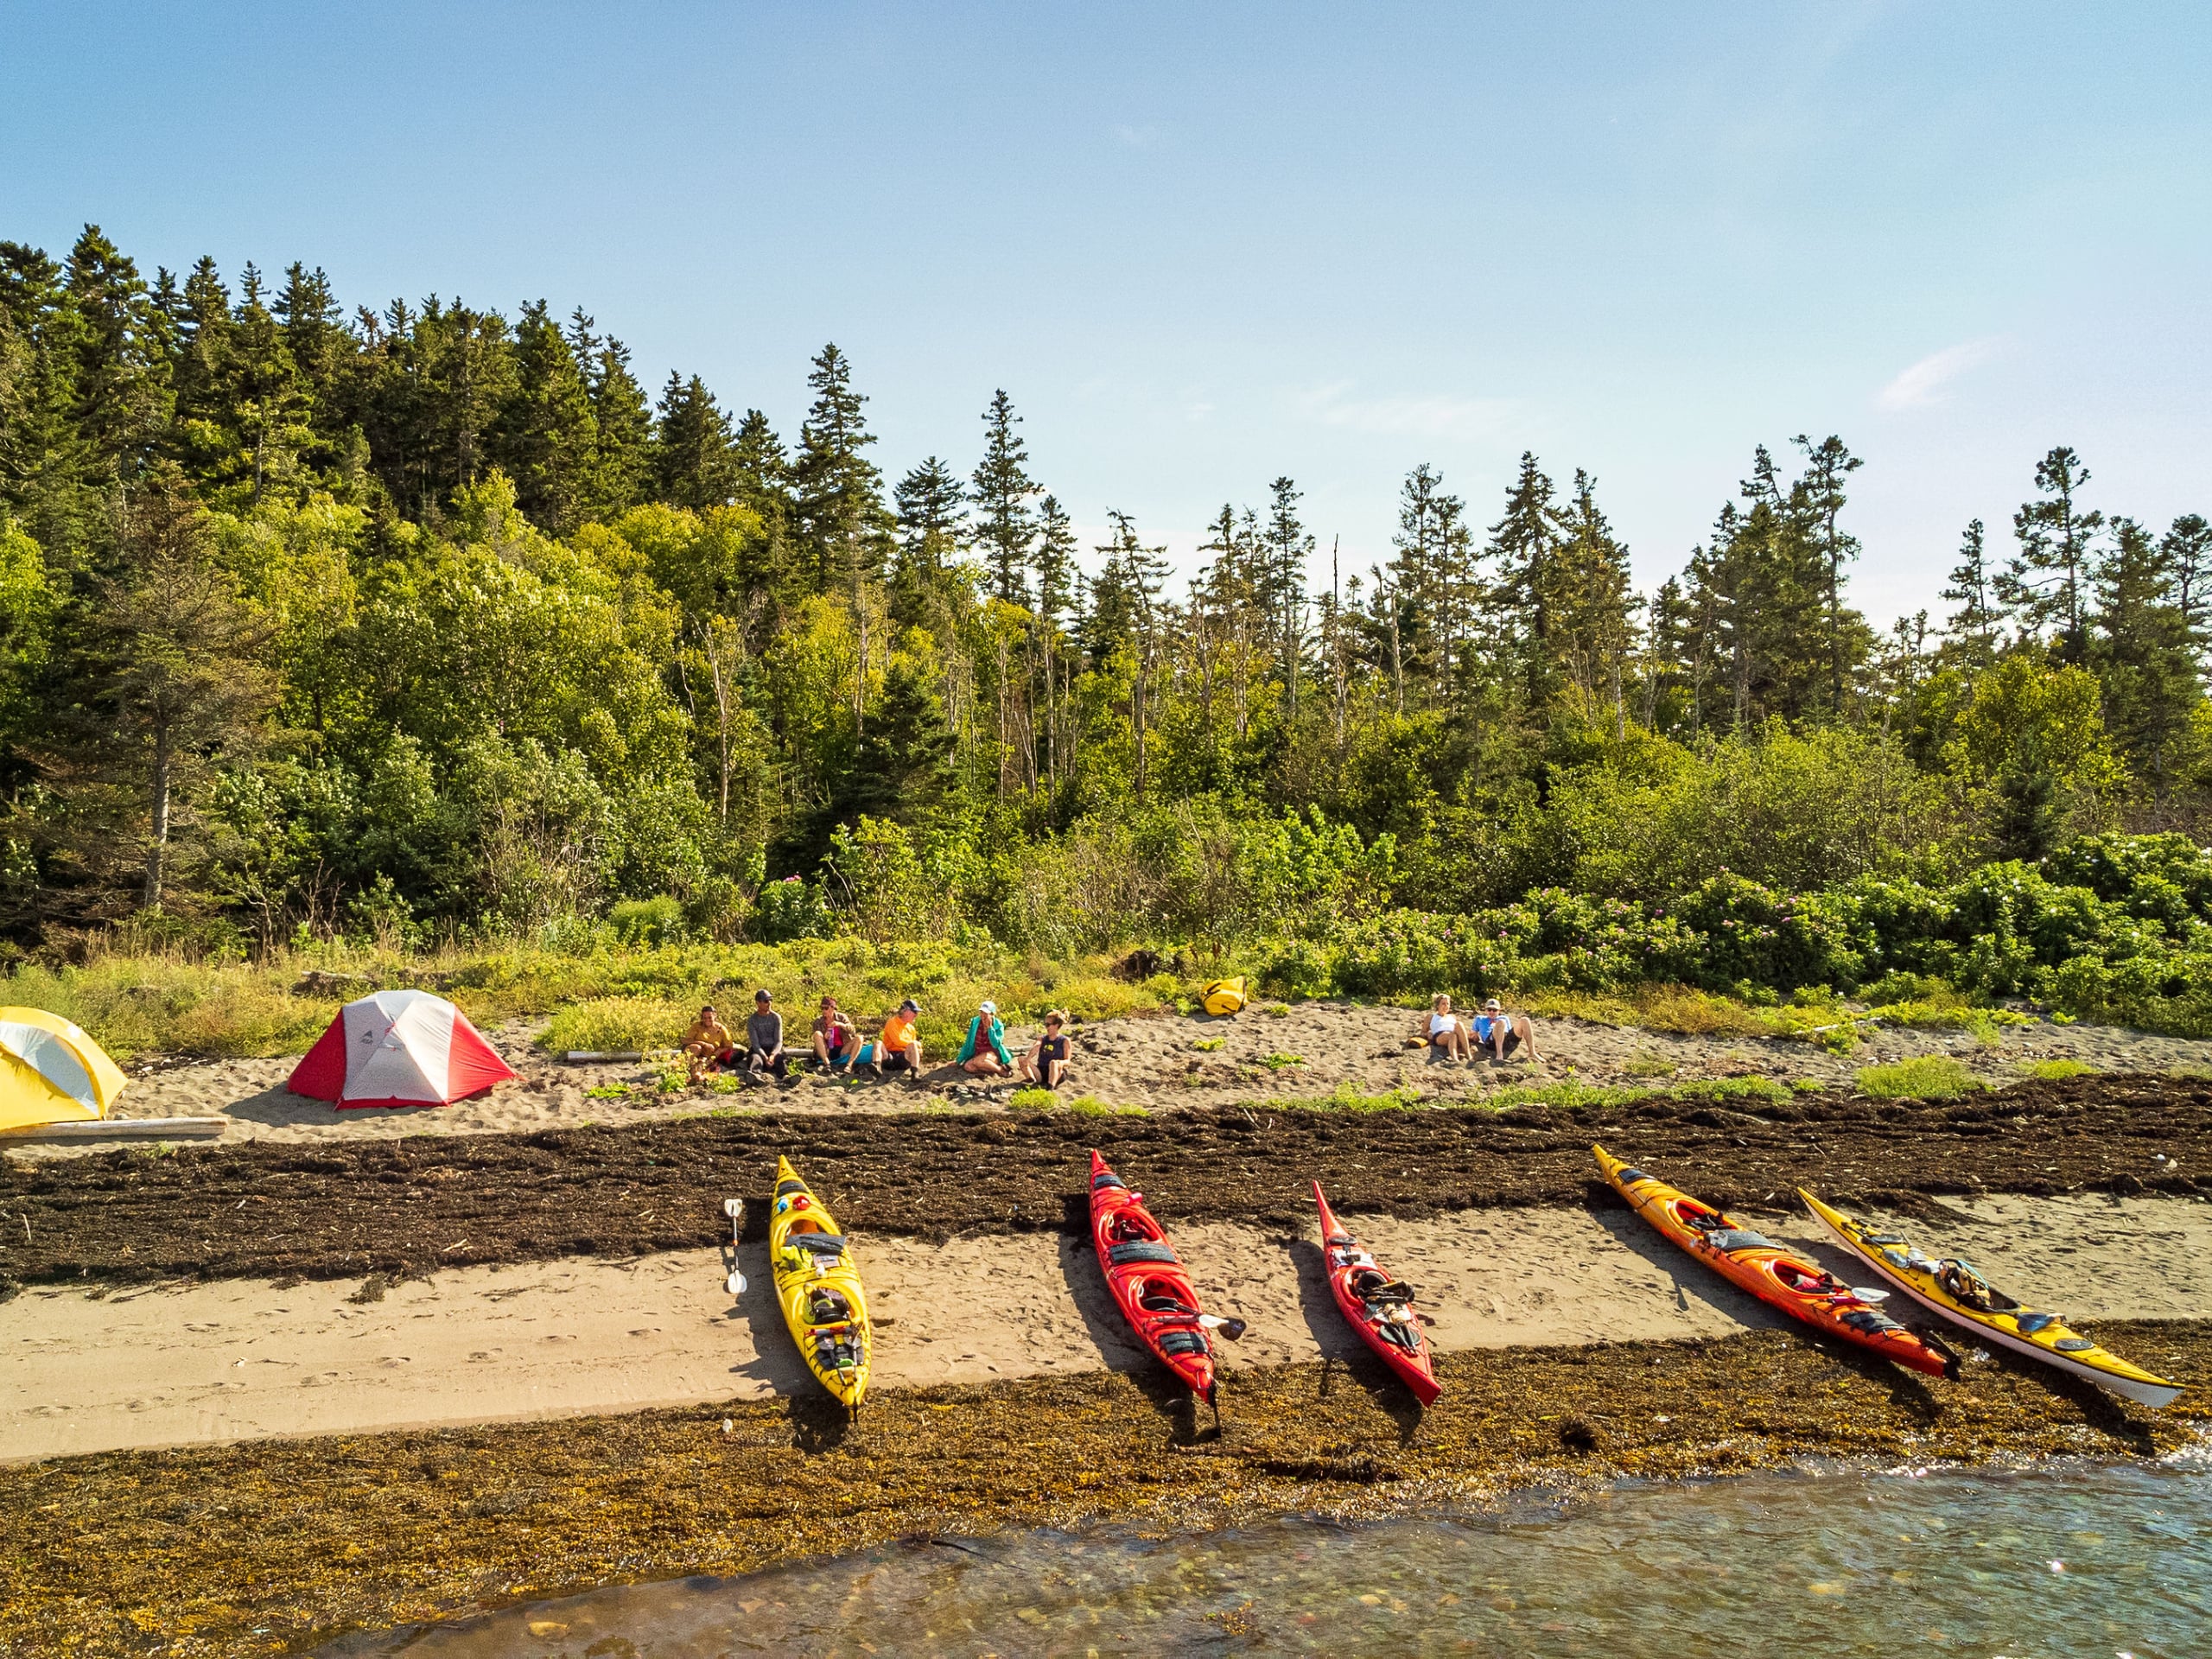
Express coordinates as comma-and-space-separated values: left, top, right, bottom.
1200, 976, 1248, 1017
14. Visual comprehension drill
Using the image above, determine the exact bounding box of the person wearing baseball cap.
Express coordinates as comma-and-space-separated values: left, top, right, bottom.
957, 998, 1013, 1077
1474, 995, 1541, 1064
874, 998, 924, 1080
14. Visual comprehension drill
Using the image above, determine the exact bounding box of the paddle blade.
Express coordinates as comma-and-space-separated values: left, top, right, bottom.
725, 1270, 747, 1296
723, 1198, 745, 1219
1213, 1317, 1249, 1342
1852, 1287, 1891, 1303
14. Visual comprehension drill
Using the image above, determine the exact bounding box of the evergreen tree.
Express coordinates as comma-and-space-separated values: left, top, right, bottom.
569, 312, 653, 517
2162, 513, 2212, 639
1791, 433, 1863, 711
1550, 468, 1639, 729
791, 343, 888, 595
653, 372, 739, 512
1999, 445, 2103, 662
496, 301, 599, 533
893, 455, 967, 579
62, 225, 175, 502
969, 389, 1037, 606
1941, 518, 2004, 666
0, 244, 94, 559
1389, 463, 1471, 704
2090, 516, 2200, 798
1485, 452, 1564, 711
731, 408, 792, 526
1262, 476, 1313, 710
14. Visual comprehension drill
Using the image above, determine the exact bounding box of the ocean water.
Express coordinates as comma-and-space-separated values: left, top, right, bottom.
335, 1449, 2211, 1657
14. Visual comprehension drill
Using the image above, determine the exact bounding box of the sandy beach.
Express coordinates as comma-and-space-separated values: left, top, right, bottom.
33, 1000, 2212, 1158
9, 1192, 2205, 1462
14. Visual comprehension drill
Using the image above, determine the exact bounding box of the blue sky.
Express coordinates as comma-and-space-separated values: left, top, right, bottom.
3, 2, 2207, 621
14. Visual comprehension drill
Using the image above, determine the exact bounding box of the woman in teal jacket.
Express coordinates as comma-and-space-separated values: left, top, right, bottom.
957, 1000, 1013, 1076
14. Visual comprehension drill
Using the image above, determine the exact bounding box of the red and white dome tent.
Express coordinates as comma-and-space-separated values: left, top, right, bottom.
288, 989, 517, 1109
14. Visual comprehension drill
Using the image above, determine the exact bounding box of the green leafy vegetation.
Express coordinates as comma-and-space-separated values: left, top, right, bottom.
2, 233, 2209, 1050
1283, 1083, 1426, 1113
1856, 1057, 1985, 1100
2020, 1058, 2096, 1081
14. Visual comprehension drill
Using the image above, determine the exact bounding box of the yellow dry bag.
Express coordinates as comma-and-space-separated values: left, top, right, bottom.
1200, 976, 1249, 1017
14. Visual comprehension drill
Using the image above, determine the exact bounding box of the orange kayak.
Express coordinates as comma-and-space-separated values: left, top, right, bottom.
1595, 1145, 1957, 1380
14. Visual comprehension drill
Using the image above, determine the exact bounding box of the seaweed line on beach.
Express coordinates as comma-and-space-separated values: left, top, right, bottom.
2, 1072, 2206, 1291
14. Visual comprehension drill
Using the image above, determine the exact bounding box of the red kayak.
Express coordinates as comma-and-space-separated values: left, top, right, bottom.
1314, 1182, 1441, 1406
1089, 1150, 1243, 1404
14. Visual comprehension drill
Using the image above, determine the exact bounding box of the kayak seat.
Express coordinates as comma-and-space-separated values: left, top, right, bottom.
1109, 1241, 1179, 1266
1359, 1279, 1417, 1304
790, 1234, 847, 1256
1158, 1329, 1209, 1357
1141, 1292, 1196, 1313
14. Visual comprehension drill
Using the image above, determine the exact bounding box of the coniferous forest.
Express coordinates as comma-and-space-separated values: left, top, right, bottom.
8, 226, 2212, 1030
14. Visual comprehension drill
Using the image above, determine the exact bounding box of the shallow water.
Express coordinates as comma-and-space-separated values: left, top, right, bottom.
340, 1451, 2211, 1657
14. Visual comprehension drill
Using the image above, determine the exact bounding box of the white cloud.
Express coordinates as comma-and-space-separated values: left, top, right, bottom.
1293, 381, 1515, 441
1877, 338, 2004, 411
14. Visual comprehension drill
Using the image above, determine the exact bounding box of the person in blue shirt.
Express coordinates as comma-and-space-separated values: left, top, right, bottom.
1472, 997, 1541, 1063
957, 999, 1013, 1077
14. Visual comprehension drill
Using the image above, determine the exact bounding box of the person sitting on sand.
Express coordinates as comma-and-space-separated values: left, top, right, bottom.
1419, 995, 1472, 1063
1019, 1010, 1074, 1089
746, 988, 789, 1080
957, 1000, 1013, 1077
683, 1005, 737, 1078
1472, 997, 1541, 1063
875, 998, 923, 1078
810, 995, 857, 1075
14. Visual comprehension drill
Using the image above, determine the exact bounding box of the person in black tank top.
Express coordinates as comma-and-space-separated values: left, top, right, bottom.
1020, 1010, 1074, 1089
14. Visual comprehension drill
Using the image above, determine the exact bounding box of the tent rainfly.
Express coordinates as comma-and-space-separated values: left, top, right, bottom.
0, 1007, 129, 1131
288, 989, 516, 1109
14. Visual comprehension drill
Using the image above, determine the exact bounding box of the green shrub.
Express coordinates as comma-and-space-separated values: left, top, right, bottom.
1856, 1057, 1983, 1100
1067, 1094, 1116, 1116
2020, 1058, 2094, 1080
1283, 1083, 1425, 1112
1007, 1086, 1058, 1111
608, 895, 686, 946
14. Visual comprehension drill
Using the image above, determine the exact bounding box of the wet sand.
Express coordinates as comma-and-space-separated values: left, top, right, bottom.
9, 1193, 2205, 1462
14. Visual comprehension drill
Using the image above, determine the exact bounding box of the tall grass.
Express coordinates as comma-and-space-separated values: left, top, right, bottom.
1, 935, 1172, 1063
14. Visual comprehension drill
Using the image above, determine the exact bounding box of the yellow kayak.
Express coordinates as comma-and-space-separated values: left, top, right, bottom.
770, 1155, 872, 1409
1799, 1188, 2179, 1409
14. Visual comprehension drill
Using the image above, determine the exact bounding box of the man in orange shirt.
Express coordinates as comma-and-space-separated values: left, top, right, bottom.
874, 998, 923, 1080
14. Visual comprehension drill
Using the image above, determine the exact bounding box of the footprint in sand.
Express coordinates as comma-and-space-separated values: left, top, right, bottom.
377, 1356, 413, 1368
468, 1350, 501, 1363
301, 1372, 341, 1388
181, 1322, 220, 1332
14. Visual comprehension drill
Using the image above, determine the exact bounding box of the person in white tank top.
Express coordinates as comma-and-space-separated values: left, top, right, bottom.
1420, 994, 1472, 1063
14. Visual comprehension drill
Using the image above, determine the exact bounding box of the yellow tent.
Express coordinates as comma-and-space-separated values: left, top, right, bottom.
0, 1007, 128, 1131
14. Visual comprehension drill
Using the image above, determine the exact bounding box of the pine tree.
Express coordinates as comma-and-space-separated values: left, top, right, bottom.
653, 372, 740, 512
1389, 463, 1471, 705
893, 455, 966, 579
0, 243, 93, 558
1033, 494, 1080, 785
1550, 468, 1638, 731
1999, 445, 2103, 663
1941, 518, 2005, 667
1791, 433, 1863, 711
1485, 452, 1563, 712
62, 225, 175, 500
2162, 513, 2212, 639
2091, 516, 2199, 798
792, 344, 891, 730
1261, 476, 1313, 713
791, 343, 888, 594
969, 389, 1038, 606
570, 313, 653, 518
496, 301, 599, 533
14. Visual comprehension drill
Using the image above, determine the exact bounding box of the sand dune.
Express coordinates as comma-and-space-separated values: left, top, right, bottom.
8, 1192, 2203, 1462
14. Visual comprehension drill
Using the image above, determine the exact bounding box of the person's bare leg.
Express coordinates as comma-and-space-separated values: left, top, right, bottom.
812, 1031, 833, 1069
1515, 1017, 1541, 1061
